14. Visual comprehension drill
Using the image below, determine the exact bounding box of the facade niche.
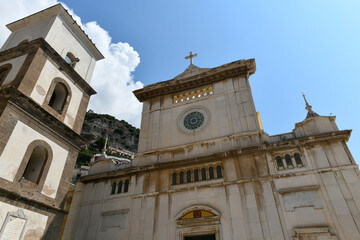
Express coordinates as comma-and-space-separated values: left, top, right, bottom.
48, 82, 69, 114
0, 64, 12, 86
22, 146, 48, 184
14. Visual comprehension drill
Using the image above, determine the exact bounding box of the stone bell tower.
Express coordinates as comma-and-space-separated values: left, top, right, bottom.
0, 4, 103, 239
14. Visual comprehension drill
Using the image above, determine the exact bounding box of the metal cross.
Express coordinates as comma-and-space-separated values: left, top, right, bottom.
185, 51, 198, 65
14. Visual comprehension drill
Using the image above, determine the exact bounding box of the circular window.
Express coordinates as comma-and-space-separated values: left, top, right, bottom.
178, 107, 210, 134
184, 112, 204, 130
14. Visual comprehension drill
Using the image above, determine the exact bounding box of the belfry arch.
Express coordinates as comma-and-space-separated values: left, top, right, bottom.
175, 205, 221, 240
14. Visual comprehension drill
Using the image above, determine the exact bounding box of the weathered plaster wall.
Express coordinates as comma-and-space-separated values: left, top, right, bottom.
30, 60, 83, 129
0, 120, 68, 198
0, 201, 48, 239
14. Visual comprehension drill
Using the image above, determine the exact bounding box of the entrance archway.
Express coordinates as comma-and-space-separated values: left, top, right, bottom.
175, 205, 221, 240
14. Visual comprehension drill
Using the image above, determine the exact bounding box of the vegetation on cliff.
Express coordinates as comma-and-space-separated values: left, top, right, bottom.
76, 111, 139, 166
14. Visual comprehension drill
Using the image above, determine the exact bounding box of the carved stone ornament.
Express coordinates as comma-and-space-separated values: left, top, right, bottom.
0, 209, 28, 240
178, 107, 210, 134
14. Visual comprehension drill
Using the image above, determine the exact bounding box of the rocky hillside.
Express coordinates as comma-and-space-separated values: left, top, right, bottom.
76, 111, 139, 166
81, 111, 140, 152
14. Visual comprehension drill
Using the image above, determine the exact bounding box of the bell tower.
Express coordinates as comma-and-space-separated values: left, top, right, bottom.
0, 4, 103, 239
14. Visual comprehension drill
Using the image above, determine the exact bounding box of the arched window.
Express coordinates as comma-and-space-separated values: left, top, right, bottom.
22, 146, 48, 184
187, 170, 191, 183
111, 182, 116, 194
179, 172, 184, 184
117, 181, 123, 194
216, 166, 222, 178
194, 169, 199, 182
294, 153, 303, 167
209, 166, 214, 179
174, 96, 178, 103
172, 173, 177, 185
201, 168, 206, 181
285, 154, 293, 169
0, 64, 12, 86
64, 52, 78, 68
124, 180, 129, 193
48, 82, 68, 113
276, 156, 284, 170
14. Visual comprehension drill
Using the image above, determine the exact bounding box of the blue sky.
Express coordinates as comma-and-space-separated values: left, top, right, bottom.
60, 0, 360, 162
1, 0, 359, 162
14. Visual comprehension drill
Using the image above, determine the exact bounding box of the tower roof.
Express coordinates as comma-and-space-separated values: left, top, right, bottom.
6, 4, 104, 60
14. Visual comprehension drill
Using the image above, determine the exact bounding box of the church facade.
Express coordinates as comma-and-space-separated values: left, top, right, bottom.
63, 54, 360, 239
0, 4, 103, 239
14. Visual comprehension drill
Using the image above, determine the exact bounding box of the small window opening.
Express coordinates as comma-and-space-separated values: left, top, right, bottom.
174, 96, 178, 103
294, 153, 303, 167
191, 91, 195, 99
64, 52, 78, 68
202, 88, 207, 96
111, 182, 116, 194
179, 172, 184, 184
185, 92, 189, 100
194, 169, 199, 182
117, 181, 123, 194
209, 86, 213, 95
124, 180, 129, 193
285, 154, 294, 169
276, 156, 284, 170
172, 173, 177, 185
197, 90, 201, 97
209, 166, 214, 179
186, 170, 191, 183
216, 166, 222, 178
22, 146, 48, 184
49, 82, 68, 113
201, 168, 206, 180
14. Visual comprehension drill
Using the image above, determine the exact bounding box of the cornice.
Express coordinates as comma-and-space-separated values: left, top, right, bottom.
133, 58, 256, 102
0, 38, 96, 96
81, 129, 351, 182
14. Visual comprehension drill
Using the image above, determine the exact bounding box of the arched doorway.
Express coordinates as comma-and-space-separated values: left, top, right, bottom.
175, 205, 221, 240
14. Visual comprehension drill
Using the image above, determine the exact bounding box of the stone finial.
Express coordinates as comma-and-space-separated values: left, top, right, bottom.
302, 93, 319, 119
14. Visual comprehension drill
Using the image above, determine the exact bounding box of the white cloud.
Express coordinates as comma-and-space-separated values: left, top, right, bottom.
0, 0, 143, 127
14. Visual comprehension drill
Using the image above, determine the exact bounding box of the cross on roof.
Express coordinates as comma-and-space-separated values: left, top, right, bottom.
185, 51, 198, 65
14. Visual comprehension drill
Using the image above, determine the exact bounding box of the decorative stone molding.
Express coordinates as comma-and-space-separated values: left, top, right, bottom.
293, 227, 336, 240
